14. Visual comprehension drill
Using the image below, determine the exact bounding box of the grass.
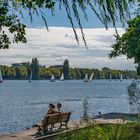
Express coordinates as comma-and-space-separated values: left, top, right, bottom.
58, 122, 140, 140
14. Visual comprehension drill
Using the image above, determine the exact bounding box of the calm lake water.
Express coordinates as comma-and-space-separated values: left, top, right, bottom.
0, 80, 133, 134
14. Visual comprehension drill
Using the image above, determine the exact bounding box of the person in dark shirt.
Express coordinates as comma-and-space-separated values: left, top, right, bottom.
47, 104, 55, 114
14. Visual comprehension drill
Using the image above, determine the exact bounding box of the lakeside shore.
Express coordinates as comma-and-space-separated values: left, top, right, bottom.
0, 112, 139, 140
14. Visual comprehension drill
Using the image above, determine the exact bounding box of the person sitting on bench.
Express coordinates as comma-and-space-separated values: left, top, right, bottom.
47, 103, 59, 115
46, 103, 60, 130
56, 103, 63, 112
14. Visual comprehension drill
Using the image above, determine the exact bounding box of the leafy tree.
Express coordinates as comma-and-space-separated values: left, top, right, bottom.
79, 69, 86, 79
50, 68, 61, 78
0, 0, 136, 48
109, 16, 140, 74
39, 67, 47, 79
20, 66, 28, 79
69, 68, 76, 79
102, 67, 111, 79
15, 67, 27, 79
0, 0, 26, 49
75, 68, 81, 79
94, 69, 100, 79
15, 67, 20, 79
7, 67, 16, 78
24, 62, 31, 78
31, 58, 40, 80
45, 69, 52, 78
63, 59, 69, 80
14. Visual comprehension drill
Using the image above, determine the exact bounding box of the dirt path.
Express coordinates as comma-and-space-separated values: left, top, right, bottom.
0, 128, 36, 140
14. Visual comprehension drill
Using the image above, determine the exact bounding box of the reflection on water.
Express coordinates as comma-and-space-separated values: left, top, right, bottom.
128, 80, 140, 113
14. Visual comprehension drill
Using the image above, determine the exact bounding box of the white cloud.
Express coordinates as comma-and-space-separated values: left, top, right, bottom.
0, 27, 136, 70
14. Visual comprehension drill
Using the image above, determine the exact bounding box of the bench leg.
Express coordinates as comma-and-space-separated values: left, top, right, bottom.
42, 126, 49, 135
58, 122, 62, 129
34, 126, 43, 137
50, 124, 54, 129
59, 122, 69, 130
38, 126, 42, 133
65, 122, 69, 129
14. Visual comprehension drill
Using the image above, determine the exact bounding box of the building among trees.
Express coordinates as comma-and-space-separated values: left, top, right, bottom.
49, 65, 63, 68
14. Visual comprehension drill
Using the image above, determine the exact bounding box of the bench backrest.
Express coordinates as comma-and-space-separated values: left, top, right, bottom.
60, 112, 71, 123
42, 113, 60, 126
42, 112, 71, 127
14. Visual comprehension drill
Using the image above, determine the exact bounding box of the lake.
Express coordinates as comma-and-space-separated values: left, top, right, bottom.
0, 80, 133, 134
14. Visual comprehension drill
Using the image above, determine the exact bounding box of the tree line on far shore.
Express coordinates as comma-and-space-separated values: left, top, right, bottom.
0, 58, 137, 80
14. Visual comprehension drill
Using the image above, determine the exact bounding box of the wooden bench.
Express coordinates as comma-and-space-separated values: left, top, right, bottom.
34, 112, 71, 135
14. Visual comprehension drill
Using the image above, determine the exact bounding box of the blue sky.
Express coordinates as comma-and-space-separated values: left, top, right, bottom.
20, 2, 123, 28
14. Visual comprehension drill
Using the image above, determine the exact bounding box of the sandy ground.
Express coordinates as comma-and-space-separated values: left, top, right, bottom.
0, 112, 139, 140
0, 128, 36, 140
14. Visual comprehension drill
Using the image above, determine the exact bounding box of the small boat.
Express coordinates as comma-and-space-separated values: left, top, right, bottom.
0, 69, 3, 83
89, 73, 93, 82
83, 73, 88, 82
28, 70, 32, 82
50, 74, 55, 82
60, 73, 64, 81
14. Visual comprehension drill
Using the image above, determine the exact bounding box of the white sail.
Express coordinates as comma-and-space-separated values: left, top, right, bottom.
120, 74, 123, 81
84, 73, 88, 82
89, 73, 93, 82
60, 73, 64, 81
50, 74, 55, 82
28, 70, 32, 82
0, 69, 3, 82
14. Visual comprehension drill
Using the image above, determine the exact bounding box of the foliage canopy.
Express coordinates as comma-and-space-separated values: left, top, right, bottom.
109, 16, 140, 72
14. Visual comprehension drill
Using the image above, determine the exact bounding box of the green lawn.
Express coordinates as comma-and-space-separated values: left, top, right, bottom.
58, 123, 140, 140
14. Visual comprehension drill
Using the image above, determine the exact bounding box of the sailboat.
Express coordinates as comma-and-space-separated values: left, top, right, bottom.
120, 74, 123, 81
89, 73, 93, 82
60, 73, 64, 81
109, 74, 112, 81
28, 70, 32, 82
50, 74, 55, 82
0, 69, 3, 83
83, 73, 88, 82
